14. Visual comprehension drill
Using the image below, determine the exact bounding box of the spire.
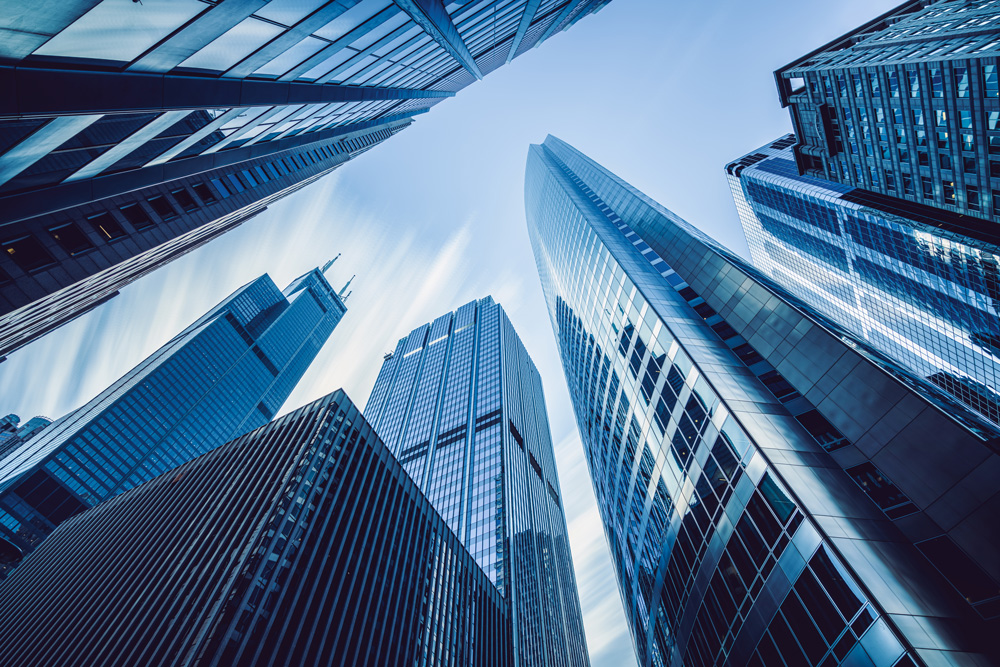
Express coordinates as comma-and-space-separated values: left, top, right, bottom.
342, 290, 352, 302
339, 275, 355, 298
321, 253, 341, 275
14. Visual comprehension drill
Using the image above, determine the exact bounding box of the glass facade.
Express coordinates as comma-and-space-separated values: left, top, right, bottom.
776, 0, 1000, 224
0, 264, 345, 576
0, 0, 611, 360
728, 135, 1000, 432
526, 135, 1000, 667
0, 390, 513, 667
365, 297, 590, 667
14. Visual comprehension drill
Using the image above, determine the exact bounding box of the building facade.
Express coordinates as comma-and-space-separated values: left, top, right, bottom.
0, 414, 51, 460
0, 263, 345, 575
727, 135, 1000, 432
0, 390, 513, 667
0, 0, 612, 360
364, 297, 590, 667
775, 0, 1000, 225
526, 135, 1000, 667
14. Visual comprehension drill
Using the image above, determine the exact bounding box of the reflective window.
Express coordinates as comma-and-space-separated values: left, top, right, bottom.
191, 183, 217, 205
314, 0, 395, 42
170, 188, 198, 213
180, 17, 284, 71
34, 0, 206, 63
254, 36, 327, 77
254, 0, 327, 26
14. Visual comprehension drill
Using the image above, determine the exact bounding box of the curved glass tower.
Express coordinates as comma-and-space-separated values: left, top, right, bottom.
526, 136, 999, 667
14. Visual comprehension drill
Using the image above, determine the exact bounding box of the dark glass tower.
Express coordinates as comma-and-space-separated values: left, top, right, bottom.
0, 263, 345, 574
365, 296, 590, 667
727, 135, 1000, 432
775, 0, 1000, 224
0, 390, 513, 667
526, 135, 1000, 667
0, 0, 612, 360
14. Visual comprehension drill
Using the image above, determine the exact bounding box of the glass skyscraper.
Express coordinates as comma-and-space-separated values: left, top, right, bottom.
0, 390, 513, 667
0, 0, 612, 361
526, 135, 999, 667
727, 135, 1000, 432
775, 0, 1000, 224
0, 263, 345, 575
365, 296, 590, 667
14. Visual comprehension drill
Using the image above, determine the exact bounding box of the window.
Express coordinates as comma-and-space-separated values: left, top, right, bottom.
888, 71, 899, 97
954, 66, 969, 97
2, 235, 55, 272
984, 64, 998, 98
908, 70, 920, 97
931, 67, 943, 97
960, 110, 973, 129
759, 370, 800, 403
903, 173, 914, 195
192, 182, 217, 204
48, 223, 93, 256
937, 131, 950, 149
943, 180, 955, 204
884, 170, 895, 190
147, 196, 178, 221
921, 176, 934, 198
170, 188, 198, 213
240, 169, 259, 187
967, 185, 980, 211
87, 212, 126, 241
869, 72, 880, 96
0, 265, 10, 285
225, 174, 246, 193
845, 462, 917, 519
962, 133, 975, 152
211, 178, 232, 198
939, 153, 951, 170
119, 203, 154, 230
795, 409, 849, 452
916, 536, 1000, 607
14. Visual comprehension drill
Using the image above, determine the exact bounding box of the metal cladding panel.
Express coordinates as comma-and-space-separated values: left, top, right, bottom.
0, 390, 512, 667
364, 297, 591, 667
525, 135, 1000, 667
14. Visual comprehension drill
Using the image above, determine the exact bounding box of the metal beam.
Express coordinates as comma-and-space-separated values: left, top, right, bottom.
505, 0, 542, 64
393, 0, 482, 80
0, 66, 454, 120
534, 0, 588, 47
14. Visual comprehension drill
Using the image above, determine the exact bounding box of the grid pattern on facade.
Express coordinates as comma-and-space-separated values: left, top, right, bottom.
364, 296, 590, 667
0, 267, 345, 577
729, 137, 1000, 433
776, 0, 1000, 224
526, 135, 1000, 667
0, 391, 512, 667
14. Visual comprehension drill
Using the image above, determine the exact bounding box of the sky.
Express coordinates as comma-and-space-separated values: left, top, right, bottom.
0, 0, 899, 664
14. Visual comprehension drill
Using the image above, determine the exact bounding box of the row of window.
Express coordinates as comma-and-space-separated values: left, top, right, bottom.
824, 64, 998, 101
0, 181, 219, 277
209, 143, 340, 199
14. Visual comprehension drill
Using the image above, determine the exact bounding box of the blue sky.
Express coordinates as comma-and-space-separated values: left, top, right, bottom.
0, 0, 898, 664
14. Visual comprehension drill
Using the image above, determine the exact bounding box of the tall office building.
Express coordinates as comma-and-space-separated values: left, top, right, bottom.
775, 0, 1000, 224
727, 135, 1000, 432
0, 262, 345, 575
0, 390, 513, 667
0, 0, 612, 361
526, 135, 1000, 667
0, 414, 51, 460
365, 297, 590, 667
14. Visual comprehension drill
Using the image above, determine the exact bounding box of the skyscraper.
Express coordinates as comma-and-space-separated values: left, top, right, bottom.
0, 0, 612, 360
0, 262, 345, 575
727, 135, 1000, 432
0, 414, 51, 460
0, 390, 513, 667
526, 135, 1000, 667
365, 296, 590, 667
775, 0, 1000, 223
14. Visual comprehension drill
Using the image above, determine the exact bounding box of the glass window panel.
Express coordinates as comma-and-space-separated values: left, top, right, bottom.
87, 212, 127, 241
313, 0, 395, 41
253, 36, 327, 77
119, 203, 154, 230
2, 235, 55, 272
48, 223, 94, 257
350, 11, 408, 51
33, 0, 205, 63
299, 48, 355, 81
254, 0, 327, 26
180, 17, 284, 71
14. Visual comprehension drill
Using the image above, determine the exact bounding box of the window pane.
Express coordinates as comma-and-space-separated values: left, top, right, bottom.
170, 188, 198, 212
147, 196, 178, 221
2, 235, 55, 272
119, 204, 154, 230
254, 36, 326, 77
48, 223, 94, 256
34, 0, 205, 63
180, 17, 284, 71
88, 212, 126, 241
254, 0, 327, 26
192, 182, 217, 204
